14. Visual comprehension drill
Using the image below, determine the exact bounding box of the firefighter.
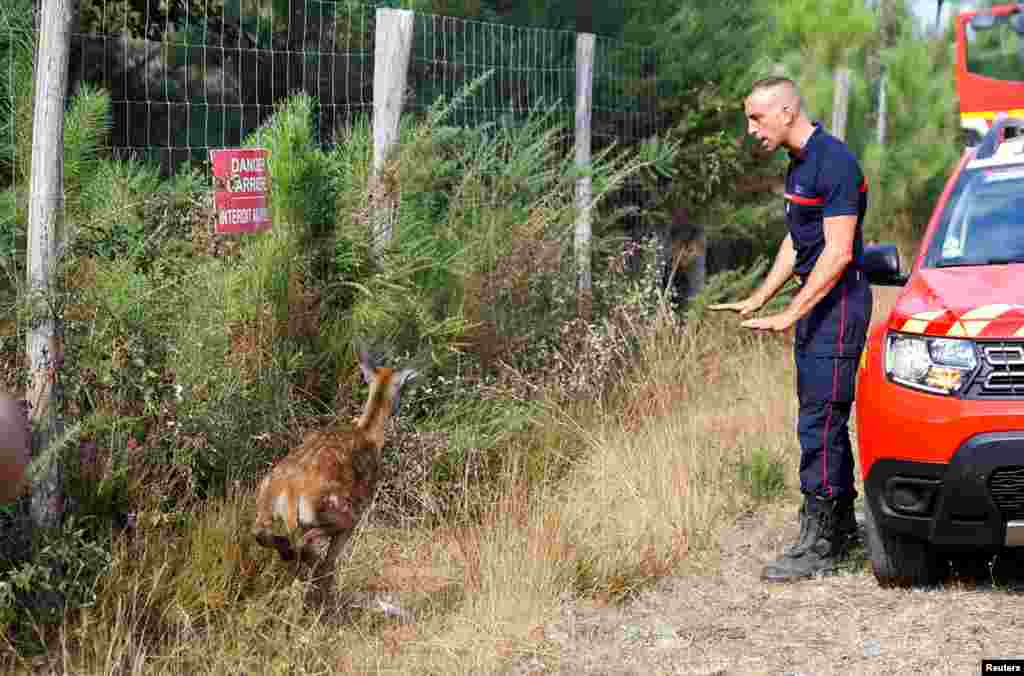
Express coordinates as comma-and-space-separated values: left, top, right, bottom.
710, 76, 872, 582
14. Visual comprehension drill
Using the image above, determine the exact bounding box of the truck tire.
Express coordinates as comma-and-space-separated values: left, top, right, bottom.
863, 499, 948, 588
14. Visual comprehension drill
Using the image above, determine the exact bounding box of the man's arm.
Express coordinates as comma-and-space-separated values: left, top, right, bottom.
740, 215, 854, 330
753, 232, 798, 308
781, 215, 855, 321
709, 233, 796, 316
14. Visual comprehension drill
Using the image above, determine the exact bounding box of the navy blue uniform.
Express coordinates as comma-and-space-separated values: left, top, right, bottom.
785, 123, 872, 499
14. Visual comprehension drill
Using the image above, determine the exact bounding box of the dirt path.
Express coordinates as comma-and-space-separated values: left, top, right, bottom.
509, 499, 1024, 676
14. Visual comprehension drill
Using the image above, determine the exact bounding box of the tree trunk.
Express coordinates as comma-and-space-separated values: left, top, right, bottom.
26, 0, 73, 531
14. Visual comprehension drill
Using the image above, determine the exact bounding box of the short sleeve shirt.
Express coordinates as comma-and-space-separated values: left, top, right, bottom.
784, 123, 868, 277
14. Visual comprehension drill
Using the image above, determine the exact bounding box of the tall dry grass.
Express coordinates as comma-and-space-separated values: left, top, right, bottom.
556, 310, 797, 598
10, 311, 799, 675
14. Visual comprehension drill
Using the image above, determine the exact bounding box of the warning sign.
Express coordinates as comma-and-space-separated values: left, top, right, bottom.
210, 148, 272, 234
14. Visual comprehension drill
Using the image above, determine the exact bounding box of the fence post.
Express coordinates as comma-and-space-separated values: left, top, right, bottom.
370, 8, 414, 259
831, 67, 851, 141
876, 67, 887, 146
680, 227, 706, 307
26, 0, 74, 530
575, 32, 595, 320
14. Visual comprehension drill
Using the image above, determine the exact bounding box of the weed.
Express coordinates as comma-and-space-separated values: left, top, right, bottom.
738, 446, 787, 502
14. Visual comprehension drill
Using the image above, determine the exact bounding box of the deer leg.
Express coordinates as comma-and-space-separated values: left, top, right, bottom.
252, 515, 296, 561
297, 515, 353, 568
258, 531, 297, 561
297, 527, 331, 565
298, 499, 358, 604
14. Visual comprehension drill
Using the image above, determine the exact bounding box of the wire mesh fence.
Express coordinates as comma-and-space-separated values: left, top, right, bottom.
70, 0, 377, 173
404, 12, 659, 238
591, 35, 659, 238
3, 0, 663, 239
0, 0, 32, 268
408, 14, 576, 132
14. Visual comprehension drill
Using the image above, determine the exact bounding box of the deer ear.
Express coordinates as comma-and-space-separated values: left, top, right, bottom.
357, 349, 376, 384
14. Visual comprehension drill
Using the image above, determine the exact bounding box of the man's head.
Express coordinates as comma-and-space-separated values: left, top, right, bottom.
745, 77, 807, 154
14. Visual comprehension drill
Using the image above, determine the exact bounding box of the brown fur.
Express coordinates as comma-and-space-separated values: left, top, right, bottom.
252, 350, 417, 589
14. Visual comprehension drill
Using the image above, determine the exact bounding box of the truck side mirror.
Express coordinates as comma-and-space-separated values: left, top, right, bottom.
862, 243, 908, 286
970, 13, 997, 30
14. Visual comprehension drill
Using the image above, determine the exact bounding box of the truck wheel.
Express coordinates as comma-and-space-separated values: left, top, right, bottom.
863, 500, 948, 588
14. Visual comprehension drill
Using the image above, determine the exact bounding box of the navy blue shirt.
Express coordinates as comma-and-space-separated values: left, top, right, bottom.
785, 123, 868, 277
785, 123, 872, 357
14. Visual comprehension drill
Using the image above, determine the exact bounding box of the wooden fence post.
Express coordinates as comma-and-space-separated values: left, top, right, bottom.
575, 32, 595, 320
876, 67, 887, 146
370, 8, 414, 259
681, 227, 706, 306
831, 67, 851, 141
26, 0, 74, 530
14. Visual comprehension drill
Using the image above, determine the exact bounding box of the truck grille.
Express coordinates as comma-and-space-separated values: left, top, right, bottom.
989, 466, 1024, 520
964, 341, 1024, 399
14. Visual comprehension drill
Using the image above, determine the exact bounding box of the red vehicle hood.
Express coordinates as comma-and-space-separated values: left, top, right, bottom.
887, 265, 1024, 339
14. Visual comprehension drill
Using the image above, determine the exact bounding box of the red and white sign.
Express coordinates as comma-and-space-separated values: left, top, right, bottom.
210, 148, 272, 234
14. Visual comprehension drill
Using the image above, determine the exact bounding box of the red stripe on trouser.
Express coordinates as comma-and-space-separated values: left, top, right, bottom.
822, 280, 849, 497
822, 368, 835, 498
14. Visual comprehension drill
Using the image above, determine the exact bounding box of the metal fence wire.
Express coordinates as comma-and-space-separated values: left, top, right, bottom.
405, 13, 658, 235
1, 0, 33, 265
4, 0, 661, 231
70, 0, 377, 172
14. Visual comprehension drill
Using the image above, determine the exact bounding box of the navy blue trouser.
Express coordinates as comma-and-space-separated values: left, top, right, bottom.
793, 270, 871, 499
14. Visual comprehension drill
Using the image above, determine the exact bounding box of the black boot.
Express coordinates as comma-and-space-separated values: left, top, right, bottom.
782, 500, 811, 557
762, 494, 843, 582
784, 492, 859, 557
836, 492, 859, 548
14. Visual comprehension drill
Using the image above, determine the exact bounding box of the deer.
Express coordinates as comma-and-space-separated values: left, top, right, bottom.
251, 348, 417, 596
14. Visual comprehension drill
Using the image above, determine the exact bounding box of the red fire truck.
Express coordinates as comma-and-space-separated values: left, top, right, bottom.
955, 3, 1024, 144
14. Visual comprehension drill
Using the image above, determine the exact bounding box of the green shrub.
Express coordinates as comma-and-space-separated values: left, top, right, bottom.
0, 515, 113, 652
738, 446, 787, 502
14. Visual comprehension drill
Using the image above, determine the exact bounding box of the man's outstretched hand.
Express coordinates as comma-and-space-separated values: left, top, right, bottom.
739, 312, 796, 332
708, 297, 763, 318
709, 298, 797, 333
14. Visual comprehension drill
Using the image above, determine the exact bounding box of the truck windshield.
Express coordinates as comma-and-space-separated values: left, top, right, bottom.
967, 11, 1024, 81
932, 166, 1024, 267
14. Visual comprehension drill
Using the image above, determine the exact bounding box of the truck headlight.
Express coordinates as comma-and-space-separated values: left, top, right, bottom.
884, 333, 978, 395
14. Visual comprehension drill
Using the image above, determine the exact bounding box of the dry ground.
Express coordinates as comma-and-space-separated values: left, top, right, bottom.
507, 499, 1024, 676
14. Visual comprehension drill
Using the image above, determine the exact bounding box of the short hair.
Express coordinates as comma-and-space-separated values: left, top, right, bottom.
749, 76, 797, 96
748, 76, 803, 114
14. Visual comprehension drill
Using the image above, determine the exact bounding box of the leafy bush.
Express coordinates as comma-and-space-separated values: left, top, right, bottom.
0, 514, 113, 651
738, 446, 788, 501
